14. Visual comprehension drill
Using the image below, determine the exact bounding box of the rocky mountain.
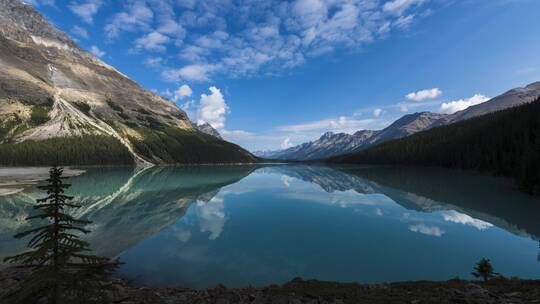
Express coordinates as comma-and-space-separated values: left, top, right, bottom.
257, 130, 377, 161
0, 0, 256, 166
366, 112, 445, 145
444, 81, 540, 123
197, 122, 222, 139
257, 81, 540, 161
255, 113, 444, 161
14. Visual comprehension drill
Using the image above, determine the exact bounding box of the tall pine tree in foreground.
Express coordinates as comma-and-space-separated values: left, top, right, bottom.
4, 166, 120, 304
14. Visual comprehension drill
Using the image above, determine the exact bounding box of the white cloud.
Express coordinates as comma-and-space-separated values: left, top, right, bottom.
171, 84, 192, 102
440, 94, 490, 114
393, 14, 415, 29
292, 0, 328, 28
134, 31, 170, 52
441, 211, 493, 231
383, 0, 426, 16
162, 64, 220, 82
373, 108, 383, 117
281, 137, 294, 149
409, 223, 444, 237
105, 1, 153, 39
406, 88, 442, 101
150, 0, 433, 81
89, 45, 105, 57
278, 116, 381, 133
71, 25, 88, 39
195, 31, 229, 49
157, 19, 185, 38
69, 0, 103, 24
399, 103, 409, 112
195, 196, 226, 240
197, 86, 229, 130
281, 175, 293, 187
143, 57, 163, 68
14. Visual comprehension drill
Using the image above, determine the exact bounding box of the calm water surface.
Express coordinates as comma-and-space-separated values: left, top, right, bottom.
1, 165, 539, 288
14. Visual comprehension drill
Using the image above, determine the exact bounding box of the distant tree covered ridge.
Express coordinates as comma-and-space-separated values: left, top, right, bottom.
330, 97, 540, 195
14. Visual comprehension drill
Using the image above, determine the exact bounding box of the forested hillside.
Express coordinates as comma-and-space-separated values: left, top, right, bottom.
0, 135, 134, 166
330, 97, 540, 195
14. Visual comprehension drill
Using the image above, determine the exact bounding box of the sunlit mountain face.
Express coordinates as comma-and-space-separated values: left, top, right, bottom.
2, 165, 539, 288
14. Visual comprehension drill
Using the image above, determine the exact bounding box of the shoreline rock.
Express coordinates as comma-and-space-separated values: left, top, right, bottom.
2, 268, 540, 303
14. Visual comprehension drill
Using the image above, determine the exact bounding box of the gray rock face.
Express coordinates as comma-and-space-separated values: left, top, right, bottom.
197, 122, 223, 139
260, 82, 540, 161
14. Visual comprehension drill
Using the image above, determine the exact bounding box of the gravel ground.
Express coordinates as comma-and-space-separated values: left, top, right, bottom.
2, 268, 540, 304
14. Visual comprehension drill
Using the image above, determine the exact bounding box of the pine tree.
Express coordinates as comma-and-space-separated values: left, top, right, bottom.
3, 166, 120, 304
472, 258, 499, 282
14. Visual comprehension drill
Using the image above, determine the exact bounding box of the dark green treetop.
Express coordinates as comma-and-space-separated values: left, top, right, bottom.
472, 258, 499, 282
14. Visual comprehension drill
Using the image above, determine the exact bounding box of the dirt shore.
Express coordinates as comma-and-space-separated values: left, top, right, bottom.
1, 267, 540, 304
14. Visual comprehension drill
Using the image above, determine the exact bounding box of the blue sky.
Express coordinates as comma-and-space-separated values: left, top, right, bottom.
27, 0, 540, 151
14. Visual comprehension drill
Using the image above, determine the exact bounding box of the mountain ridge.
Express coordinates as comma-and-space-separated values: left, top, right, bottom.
256, 81, 540, 161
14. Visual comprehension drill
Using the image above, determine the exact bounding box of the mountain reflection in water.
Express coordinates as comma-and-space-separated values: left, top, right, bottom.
1, 165, 538, 287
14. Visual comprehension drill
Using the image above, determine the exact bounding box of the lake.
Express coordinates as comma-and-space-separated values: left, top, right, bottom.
1, 165, 539, 288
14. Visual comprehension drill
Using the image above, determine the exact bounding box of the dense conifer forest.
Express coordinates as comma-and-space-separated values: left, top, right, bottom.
0, 128, 255, 166
129, 127, 256, 164
330, 97, 540, 195
0, 135, 134, 166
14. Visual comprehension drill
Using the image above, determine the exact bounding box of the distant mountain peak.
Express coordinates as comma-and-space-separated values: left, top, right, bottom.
197, 122, 222, 139
320, 131, 337, 140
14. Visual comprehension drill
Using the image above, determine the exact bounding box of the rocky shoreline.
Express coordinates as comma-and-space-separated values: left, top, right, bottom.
2, 268, 540, 304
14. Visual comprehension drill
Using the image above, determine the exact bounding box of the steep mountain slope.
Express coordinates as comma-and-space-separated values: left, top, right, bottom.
0, 0, 256, 166
197, 122, 222, 139
258, 82, 540, 161
445, 81, 540, 123
366, 112, 445, 145
330, 98, 540, 195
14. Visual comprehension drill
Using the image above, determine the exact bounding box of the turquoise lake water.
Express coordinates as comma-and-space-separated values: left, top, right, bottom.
1, 165, 539, 288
